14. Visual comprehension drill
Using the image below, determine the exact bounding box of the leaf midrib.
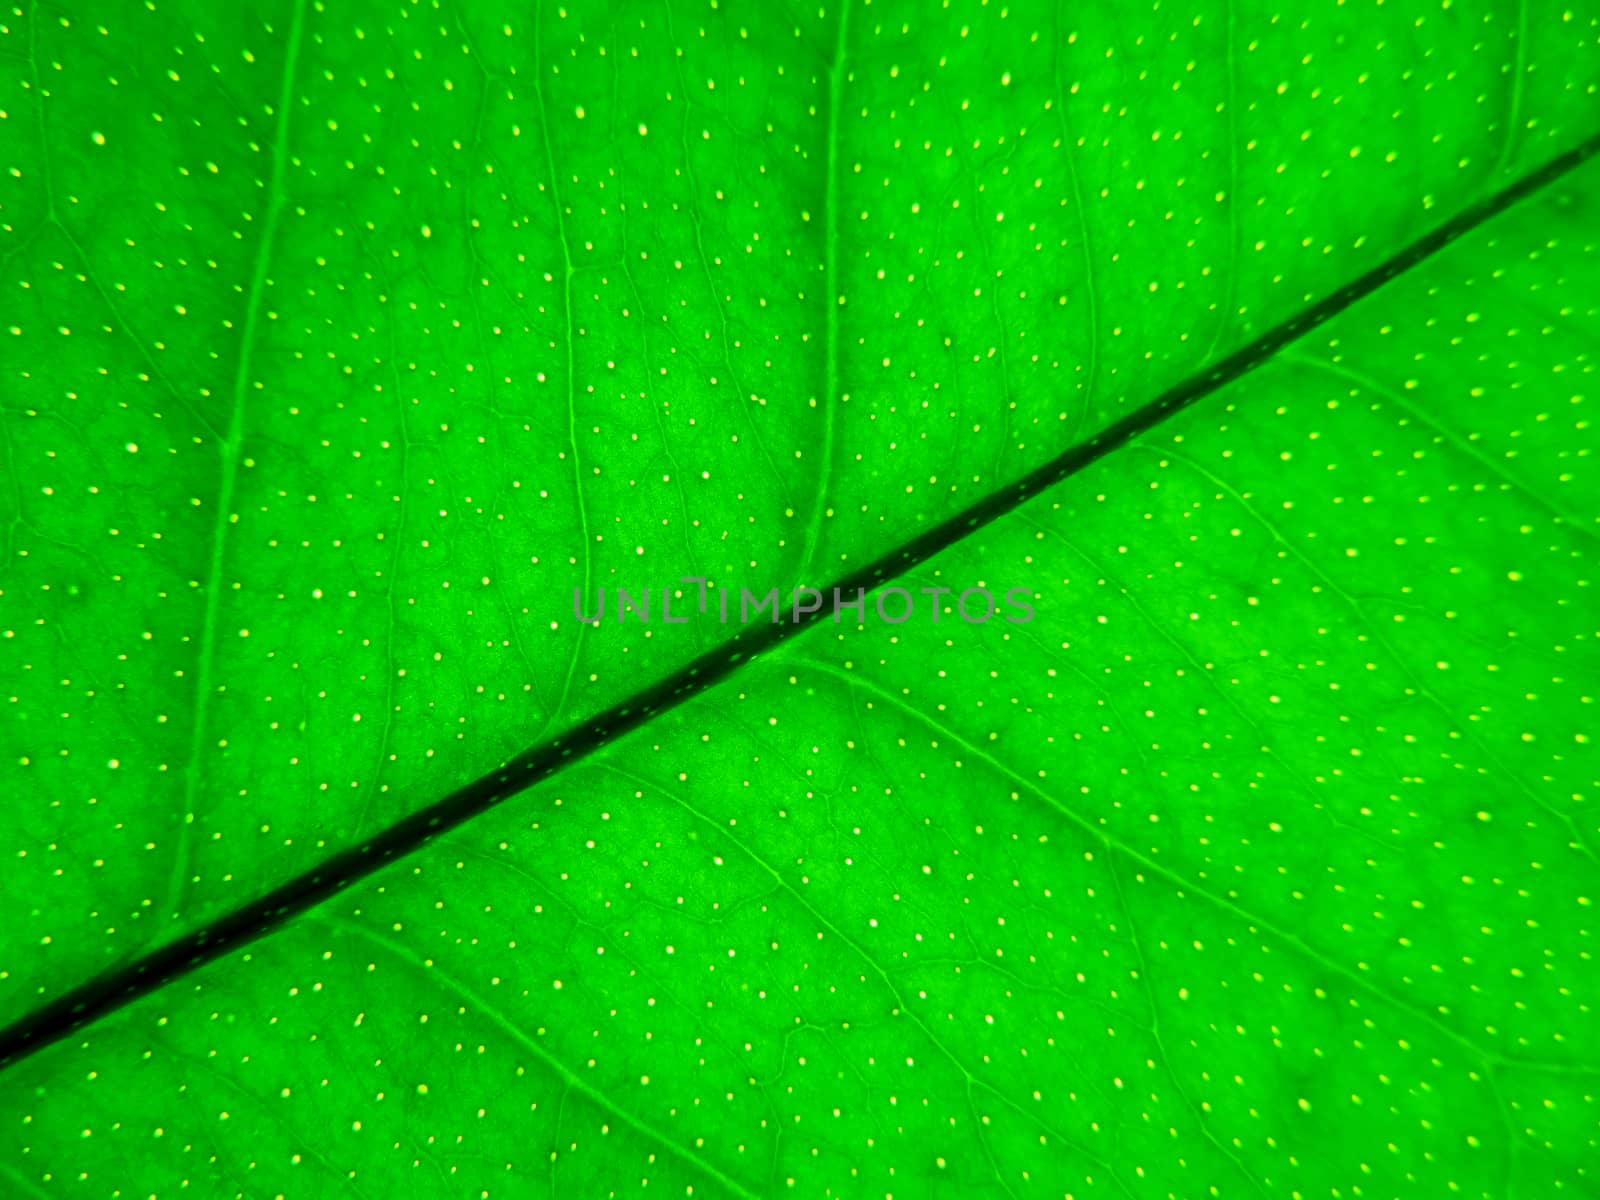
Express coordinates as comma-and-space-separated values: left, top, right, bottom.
3, 125, 1596, 1074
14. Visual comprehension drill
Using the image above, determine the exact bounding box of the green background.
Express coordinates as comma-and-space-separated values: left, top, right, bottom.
1, 0, 1596, 1195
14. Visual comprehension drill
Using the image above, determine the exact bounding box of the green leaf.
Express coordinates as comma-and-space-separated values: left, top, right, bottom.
2, 0, 1598, 1196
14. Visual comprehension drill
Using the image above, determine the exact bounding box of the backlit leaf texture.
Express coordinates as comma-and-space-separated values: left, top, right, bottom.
1, 0, 1597, 1196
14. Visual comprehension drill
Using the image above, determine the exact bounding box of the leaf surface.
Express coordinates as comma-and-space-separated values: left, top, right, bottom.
2, 0, 1598, 1196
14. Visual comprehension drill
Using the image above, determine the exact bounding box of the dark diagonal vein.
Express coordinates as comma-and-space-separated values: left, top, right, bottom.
2, 128, 1596, 1072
